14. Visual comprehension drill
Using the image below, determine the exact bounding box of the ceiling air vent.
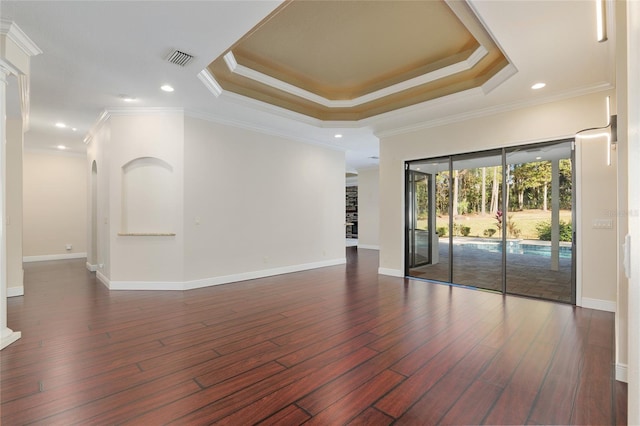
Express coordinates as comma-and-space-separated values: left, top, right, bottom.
166, 50, 195, 67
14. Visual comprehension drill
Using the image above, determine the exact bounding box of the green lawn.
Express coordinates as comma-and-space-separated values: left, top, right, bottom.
417, 209, 572, 240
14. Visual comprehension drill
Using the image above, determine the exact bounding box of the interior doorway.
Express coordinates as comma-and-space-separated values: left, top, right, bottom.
405, 140, 575, 304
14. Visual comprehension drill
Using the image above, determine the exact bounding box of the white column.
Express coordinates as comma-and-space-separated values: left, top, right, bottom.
0, 68, 20, 349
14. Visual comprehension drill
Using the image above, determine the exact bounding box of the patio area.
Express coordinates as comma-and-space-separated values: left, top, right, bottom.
410, 238, 573, 303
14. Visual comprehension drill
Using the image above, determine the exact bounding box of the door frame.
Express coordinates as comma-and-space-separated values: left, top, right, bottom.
404, 138, 576, 304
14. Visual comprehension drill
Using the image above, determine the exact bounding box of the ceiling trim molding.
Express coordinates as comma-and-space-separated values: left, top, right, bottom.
84, 110, 111, 144
0, 58, 20, 76
219, 90, 367, 130
220, 90, 325, 127
374, 81, 615, 139
481, 62, 518, 94
0, 19, 43, 57
197, 68, 223, 97
104, 107, 185, 116
223, 46, 488, 108
24, 146, 86, 158
184, 108, 345, 153
84, 107, 188, 144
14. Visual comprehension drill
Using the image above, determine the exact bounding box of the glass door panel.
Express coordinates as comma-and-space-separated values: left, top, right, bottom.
406, 159, 450, 281
407, 170, 431, 268
451, 152, 503, 290
505, 141, 575, 303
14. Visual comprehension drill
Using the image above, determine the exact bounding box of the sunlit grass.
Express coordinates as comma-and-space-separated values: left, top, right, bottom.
417, 209, 572, 240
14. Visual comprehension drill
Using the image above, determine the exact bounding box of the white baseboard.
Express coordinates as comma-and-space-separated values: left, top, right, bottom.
23, 252, 87, 263
378, 267, 403, 277
96, 271, 110, 288
7, 286, 24, 297
86, 262, 98, 272
357, 244, 380, 250
616, 363, 628, 382
580, 297, 616, 313
0, 329, 21, 350
98, 258, 347, 291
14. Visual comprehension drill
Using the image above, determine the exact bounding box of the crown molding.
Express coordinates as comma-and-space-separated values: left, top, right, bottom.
84, 110, 111, 144
0, 19, 42, 57
24, 146, 86, 158
105, 107, 184, 116
220, 90, 325, 127
481, 63, 518, 94
184, 109, 344, 153
197, 68, 222, 98
374, 82, 614, 139
224, 46, 487, 108
84, 107, 185, 144
0, 58, 19, 76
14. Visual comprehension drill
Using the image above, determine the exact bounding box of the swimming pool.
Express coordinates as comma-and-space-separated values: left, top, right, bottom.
458, 241, 573, 259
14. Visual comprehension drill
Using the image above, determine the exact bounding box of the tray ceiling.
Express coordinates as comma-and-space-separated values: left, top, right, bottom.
207, 0, 511, 121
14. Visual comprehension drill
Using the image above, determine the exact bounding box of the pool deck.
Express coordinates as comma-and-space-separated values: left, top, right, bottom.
410, 238, 573, 303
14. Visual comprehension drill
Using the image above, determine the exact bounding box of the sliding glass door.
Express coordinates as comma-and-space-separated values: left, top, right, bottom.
504, 142, 575, 302
451, 151, 503, 290
405, 140, 575, 304
406, 158, 450, 281
407, 170, 431, 268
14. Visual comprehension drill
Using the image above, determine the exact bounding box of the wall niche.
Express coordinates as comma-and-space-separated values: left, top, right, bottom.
120, 156, 176, 236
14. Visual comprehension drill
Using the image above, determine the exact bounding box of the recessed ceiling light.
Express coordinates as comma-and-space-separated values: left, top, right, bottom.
55, 122, 66, 128
160, 84, 174, 92
334, 134, 343, 139
531, 82, 546, 90
72, 128, 77, 132
535, 156, 542, 160
57, 145, 66, 150
416, 167, 421, 170
119, 95, 136, 102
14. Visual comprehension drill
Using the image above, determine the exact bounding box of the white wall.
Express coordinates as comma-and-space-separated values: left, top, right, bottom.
86, 120, 111, 278
183, 116, 345, 282
378, 90, 618, 310
22, 148, 87, 259
87, 111, 345, 290
6, 118, 23, 295
622, 0, 639, 417
107, 113, 185, 283
356, 167, 380, 249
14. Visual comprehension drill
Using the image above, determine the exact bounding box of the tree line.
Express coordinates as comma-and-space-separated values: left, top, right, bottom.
417, 160, 572, 218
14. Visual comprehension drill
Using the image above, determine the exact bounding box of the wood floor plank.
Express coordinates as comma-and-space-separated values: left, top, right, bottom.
205, 347, 379, 425
394, 344, 498, 425
122, 361, 286, 425
1, 250, 625, 425
437, 379, 502, 425
126, 333, 377, 425
346, 407, 395, 426
303, 369, 404, 425
256, 404, 311, 426
525, 308, 590, 425
375, 319, 497, 418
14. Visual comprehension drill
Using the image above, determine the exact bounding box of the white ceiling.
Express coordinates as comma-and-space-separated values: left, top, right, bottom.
2, 1, 614, 172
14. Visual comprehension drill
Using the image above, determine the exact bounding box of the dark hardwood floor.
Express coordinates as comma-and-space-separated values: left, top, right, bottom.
1, 248, 626, 425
